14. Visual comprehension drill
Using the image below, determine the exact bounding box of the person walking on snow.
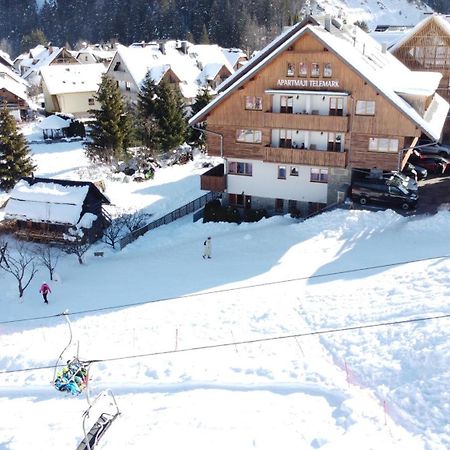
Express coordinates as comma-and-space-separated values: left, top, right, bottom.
39, 282, 51, 304
203, 236, 212, 259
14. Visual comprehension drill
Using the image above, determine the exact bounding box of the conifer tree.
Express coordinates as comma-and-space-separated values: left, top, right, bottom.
189, 86, 213, 150
0, 108, 35, 191
86, 75, 132, 164
153, 80, 187, 153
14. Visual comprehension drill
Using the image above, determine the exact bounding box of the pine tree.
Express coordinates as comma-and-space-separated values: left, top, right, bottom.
189, 86, 213, 150
86, 75, 131, 164
0, 108, 35, 191
153, 80, 187, 153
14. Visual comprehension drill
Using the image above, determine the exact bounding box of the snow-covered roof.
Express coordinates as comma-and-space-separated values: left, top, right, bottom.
40, 63, 106, 95
22, 47, 75, 80
0, 49, 14, 67
5, 179, 90, 225
113, 41, 239, 99
0, 75, 29, 102
0, 62, 29, 87
37, 115, 71, 130
221, 48, 247, 69
76, 45, 116, 62
190, 18, 449, 141
390, 15, 450, 53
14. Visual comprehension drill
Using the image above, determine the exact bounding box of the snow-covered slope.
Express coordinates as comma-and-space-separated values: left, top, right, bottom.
309, 0, 433, 29
0, 122, 449, 449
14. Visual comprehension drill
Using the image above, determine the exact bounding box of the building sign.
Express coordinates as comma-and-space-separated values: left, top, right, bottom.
277, 79, 340, 88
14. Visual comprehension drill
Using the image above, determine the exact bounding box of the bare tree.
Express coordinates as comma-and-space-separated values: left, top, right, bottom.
34, 244, 61, 280
63, 227, 91, 264
0, 241, 39, 298
103, 216, 126, 248
122, 210, 152, 233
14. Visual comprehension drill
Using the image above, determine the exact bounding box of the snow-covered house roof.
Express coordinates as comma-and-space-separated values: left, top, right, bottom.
0, 76, 29, 102
0, 49, 14, 68
221, 48, 247, 69
112, 41, 240, 100
76, 45, 116, 64
37, 115, 71, 130
40, 63, 106, 95
390, 14, 450, 53
190, 17, 449, 141
5, 177, 109, 226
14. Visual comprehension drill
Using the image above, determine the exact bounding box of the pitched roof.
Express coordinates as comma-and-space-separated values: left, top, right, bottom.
22, 47, 77, 80
37, 115, 71, 130
112, 40, 239, 99
189, 17, 449, 141
40, 63, 106, 95
390, 14, 450, 53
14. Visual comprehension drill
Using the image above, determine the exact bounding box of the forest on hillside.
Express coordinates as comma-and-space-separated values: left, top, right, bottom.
0, 0, 449, 57
0, 0, 307, 57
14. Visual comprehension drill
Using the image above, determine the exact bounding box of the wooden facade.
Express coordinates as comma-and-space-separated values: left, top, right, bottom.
204, 30, 420, 172
391, 16, 450, 143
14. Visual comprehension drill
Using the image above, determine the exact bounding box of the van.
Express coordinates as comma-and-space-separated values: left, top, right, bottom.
351, 179, 418, 210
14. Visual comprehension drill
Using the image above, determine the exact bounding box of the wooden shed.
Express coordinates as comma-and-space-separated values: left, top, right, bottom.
2, 177, 111, 243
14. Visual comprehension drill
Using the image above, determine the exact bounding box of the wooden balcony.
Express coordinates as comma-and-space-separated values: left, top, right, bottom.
263, 112, 349, 132
200, 164, 227, 192
264, 147, 348, 168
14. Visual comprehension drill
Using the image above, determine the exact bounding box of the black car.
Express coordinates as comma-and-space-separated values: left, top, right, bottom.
351, 179, 418, 210
362, 171, 418, 192
416, 143, 450, 158
402, 162, 427, 181
410, 153, 450, 174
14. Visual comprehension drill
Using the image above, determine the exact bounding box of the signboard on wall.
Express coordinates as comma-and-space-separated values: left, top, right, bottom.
276, 79, 340, 88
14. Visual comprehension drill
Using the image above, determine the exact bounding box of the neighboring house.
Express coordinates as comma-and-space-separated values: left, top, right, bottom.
75, 43, 116, 65
189, 15, 449, 217
40, 63, 106, 116
3, 177, 111, 243
0, 49, 15, 69
222, 48, 248, 71
0, 62, 32, 120
15, 44, 79, 86
389, 14, 450, 143
370, 25, 415, 49
106, 40, 238, 105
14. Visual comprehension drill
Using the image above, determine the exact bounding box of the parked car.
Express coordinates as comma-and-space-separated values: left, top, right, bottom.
402, 162, 427, 181
363, 171, 418, 192
410, 154, 449, 174
416, 143, 450, 158
351, 179, 418, 210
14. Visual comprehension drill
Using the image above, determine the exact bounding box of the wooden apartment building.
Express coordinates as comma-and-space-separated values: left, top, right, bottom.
390, 14, 450, 143
189, 16, 449, 216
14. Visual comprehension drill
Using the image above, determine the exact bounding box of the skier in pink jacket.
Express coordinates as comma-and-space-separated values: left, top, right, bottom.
39, 282, 51, 304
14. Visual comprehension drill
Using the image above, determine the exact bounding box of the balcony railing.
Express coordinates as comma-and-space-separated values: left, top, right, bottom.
200, 164, 227, 192
264, 147, 347, 168
263, 111, 349, 132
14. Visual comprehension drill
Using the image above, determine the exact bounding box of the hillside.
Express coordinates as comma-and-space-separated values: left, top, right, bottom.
0, 0, 441, 56
0, 122, 449, 449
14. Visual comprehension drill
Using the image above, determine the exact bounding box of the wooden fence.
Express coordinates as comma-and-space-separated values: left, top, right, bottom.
119, 191, 219, 249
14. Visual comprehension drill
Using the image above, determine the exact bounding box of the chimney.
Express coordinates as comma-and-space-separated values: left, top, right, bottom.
181, 41, 188, 54
324, 14, 332, 32
381, 42, 387, 54
159, 42, 166, 55
47, 41, 53, 54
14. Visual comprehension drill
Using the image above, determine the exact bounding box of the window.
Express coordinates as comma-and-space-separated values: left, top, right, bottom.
290, 166, 299, 176
229, 193, 245, 206
311, 63, 320, 77
310, 168, 328, 183
288, 199, 297, 211
368, 138, 399, 153
275, 198, 284, 211
299, 62, 308, 77
245, 96, 262, 110
329, 97, 344, 116
113, 61, 121, 71
327, 133, 342, 152
88, 98, 95, 106
278, 166, 286, 179
287, 62, 295, 77
228, 161, 253, 176
355, 100, 375, 115
125, 81, 131, 91
323, 63, 332, 77
280, 96, 293, 113
279, 129, 292, 148
84, 56, 89, 62
236, 129, 262, 144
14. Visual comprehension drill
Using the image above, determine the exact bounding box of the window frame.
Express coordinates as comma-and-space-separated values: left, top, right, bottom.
278, 165, 287, 180
245, 95, 263, 111
287, 62, 295, 77
323, 63, 332, 78
311, 63, 320, 78
355, 100, 376, 116
310, 168, 329, 183
299, 62, 308, 77
368, 137, 399, 153
236, 129, 262, 144
290, 166, 299, 176
280, 95, 293, 114
228, 161, 253, 176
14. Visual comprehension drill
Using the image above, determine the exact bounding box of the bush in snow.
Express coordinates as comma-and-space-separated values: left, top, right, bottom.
63, 227, 91, 264
33, 244, 61, 281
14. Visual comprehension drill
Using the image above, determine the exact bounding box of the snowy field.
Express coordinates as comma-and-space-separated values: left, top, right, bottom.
0, 122, 450, 449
